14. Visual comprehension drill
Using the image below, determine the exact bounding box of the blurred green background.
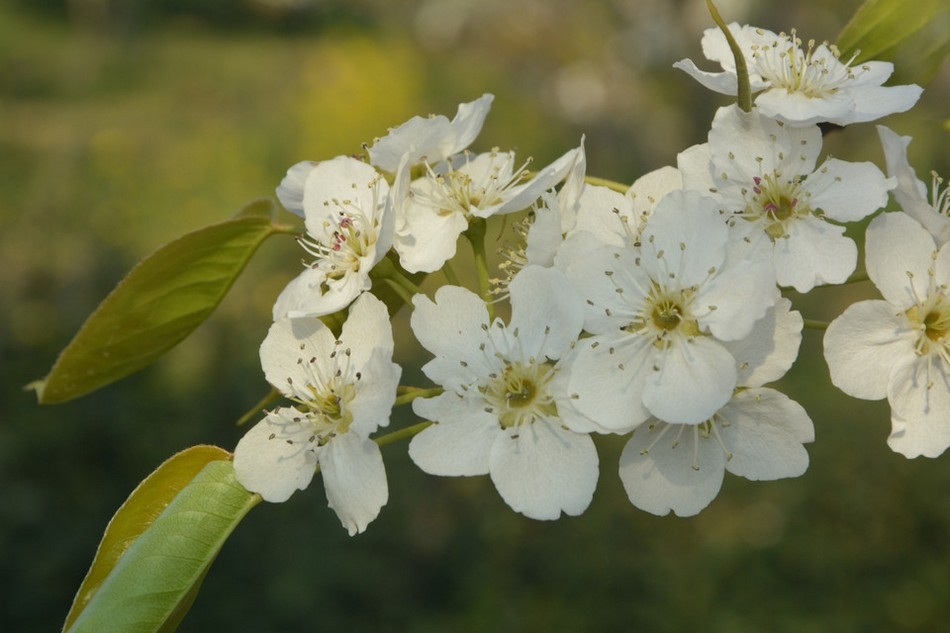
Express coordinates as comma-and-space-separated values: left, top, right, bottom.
2, 0, 949, 631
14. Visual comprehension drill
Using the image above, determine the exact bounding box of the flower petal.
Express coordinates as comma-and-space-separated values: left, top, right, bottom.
233, 408, 318, 503
409, 394, 499, 476
865, 211, 937, 308
823, 299, 914, 400
719, 388, 813, 480
319, 432, 389, 535
488, 421, 598, 520
619, 422, 725, 517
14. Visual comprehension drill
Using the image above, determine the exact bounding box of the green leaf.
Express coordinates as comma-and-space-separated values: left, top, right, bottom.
33, 213, 291, 404
837, 0, 950, 85
62, 445, 232, 631
64, 456, 260, 633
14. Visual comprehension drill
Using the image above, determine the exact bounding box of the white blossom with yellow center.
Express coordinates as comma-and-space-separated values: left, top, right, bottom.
679, 105, 891, 292
674, 23, 922, 126
620, 298, 813, 517
408, 266, 600, 521
272, 155, 394, 319
557, 189, 777, 431
825, 212, 950, 458
233, 293, 402, 535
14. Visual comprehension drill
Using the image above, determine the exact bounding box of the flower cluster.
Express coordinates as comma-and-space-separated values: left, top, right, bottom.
233, 17, 945, 532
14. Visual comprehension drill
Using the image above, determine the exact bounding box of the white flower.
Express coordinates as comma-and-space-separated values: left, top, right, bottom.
878, 125, 950, 245
824, 211, 950, 458
557, 189, 777, 431
674, 24, 922, 126
233, 293, 401, 534
393, 146, 582, 273
407, 266, 599, 520
679, 105, 891, 292
272, 156, 394, 319
620, 298, 813, 517
366, 93, 494, 173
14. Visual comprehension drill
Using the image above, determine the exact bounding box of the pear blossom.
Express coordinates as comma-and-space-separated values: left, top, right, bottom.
678, 105, 891, 292
393, 145, 583, 273
824, 211, 950, 458
366, 93, 494, 173
556, 189, 776, 431
272, 156, 394, 319
234, 293, 401, 534
620, 298, 813, 517
408, 266, 600, 520
674, 23, 922, 126
878, 125, 950, 245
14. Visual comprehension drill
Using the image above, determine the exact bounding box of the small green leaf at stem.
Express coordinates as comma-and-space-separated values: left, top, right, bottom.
64, 456, 260, 633
32, 214, 292, 404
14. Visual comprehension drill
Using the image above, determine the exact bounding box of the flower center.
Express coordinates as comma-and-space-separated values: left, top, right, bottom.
299, 208, 379, 285
624, 282, 702, 343
744, 173, 810, 239
415, 150, 532, 218
483, 361, 558, 430
750, 30, 863, 98
286, 345, 361, 445
906, 287, 950, 360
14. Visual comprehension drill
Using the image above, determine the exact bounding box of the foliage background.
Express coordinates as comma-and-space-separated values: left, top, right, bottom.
2, 0, 949, 631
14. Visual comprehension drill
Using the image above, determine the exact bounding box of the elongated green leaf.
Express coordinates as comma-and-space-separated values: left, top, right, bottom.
32, 205, 291, 404
837, 0, 950, 85
62, 445, 231, 632
65, 459, 260, 633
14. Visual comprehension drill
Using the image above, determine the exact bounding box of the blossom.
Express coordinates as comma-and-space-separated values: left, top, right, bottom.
556, 189, 776, 431
878, 125, 950, 245
272, 156, 394, 319
233, 293, 401, 534
824, 211, 950, 458
620, 298, 813, 517
393, 145, 582, 273
366, 93, 494, 173
674, 23, 922, 126
408, 266, 600, 520
679, 105, 891, 292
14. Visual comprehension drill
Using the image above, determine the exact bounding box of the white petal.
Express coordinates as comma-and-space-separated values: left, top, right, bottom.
640, 189, 727, 288
319, 432, 388, 535
340, 293, 395, 364
887, 354, 950, 458
233, 408, 318, 502
564, 336, 653, 432
805, 159, 889, 222
619, 422, 725, 517
677, 143, 716, 196
755, 88, 854, 126
773, 216, 856, 292
876, 126, 950, 244
411, 285, 494, 390
724, 298, 803, 388
567, 189, 632, 247
840, 84, 923, 126
272, 266, 367, 320
508, 266, 583, 360
367, 93, 494, 172
672, 58, 738, 95
409, 394, 499, 476
719, 388, 813, 480
394, 202, 469, 273
708, 105, 798, 178
643, 337, 737, 425
865, 211, 937, 308
275, 161, 316, 217
489, 421, 598, 520
260, 315, 335, 395
301, 156, 386, 239
823, 300, 914, 400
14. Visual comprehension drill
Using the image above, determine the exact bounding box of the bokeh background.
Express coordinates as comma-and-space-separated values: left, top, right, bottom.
3, 0, 950, 631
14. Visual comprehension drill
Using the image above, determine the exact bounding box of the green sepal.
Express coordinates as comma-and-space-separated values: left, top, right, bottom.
32, 204, 291, 404
63, 452, 260, 633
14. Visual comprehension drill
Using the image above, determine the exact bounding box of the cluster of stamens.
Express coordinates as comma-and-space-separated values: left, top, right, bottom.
751, 29, 866, 98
